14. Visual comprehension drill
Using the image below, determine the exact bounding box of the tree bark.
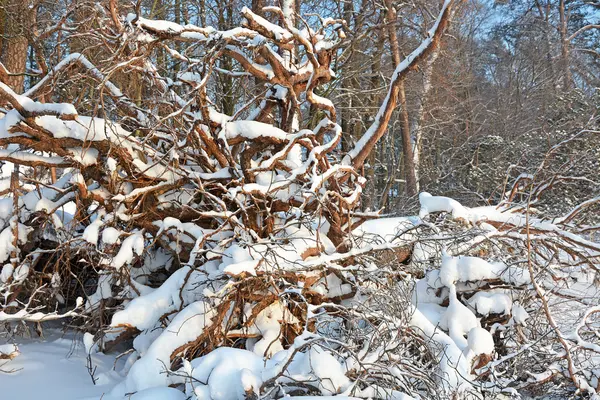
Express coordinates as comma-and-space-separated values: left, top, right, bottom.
384, 0, 417, 197
0, 0, 31, 92
398, 83, 416, 196
558, 0, 573, 90
412, 46, 439, 192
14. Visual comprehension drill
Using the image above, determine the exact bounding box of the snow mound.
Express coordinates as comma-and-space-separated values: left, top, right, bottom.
419, 192, 469, 220
466, 327, 494, 356
181, 347, 263, 400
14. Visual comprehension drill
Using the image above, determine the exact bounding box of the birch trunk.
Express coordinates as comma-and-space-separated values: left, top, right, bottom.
412, 47, 440, 191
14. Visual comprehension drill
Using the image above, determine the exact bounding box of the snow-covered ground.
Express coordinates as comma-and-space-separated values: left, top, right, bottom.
0, 332, 123, 400
0, 332, 354, 399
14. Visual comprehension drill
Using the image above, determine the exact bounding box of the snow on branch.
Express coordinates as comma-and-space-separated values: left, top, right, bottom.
0, 3, 597, 400
349, 0, 455, 169
0, 81, 77, 120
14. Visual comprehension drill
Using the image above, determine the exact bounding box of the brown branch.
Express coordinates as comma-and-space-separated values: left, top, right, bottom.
349, 0, 456, 169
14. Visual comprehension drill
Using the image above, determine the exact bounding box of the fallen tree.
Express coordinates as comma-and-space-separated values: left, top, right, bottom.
0, 0, 598, 398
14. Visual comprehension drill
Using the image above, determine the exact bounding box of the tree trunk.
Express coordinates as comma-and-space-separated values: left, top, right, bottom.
558, 0, 573, 90
282, 0, 296, 64
252, 0, 265, 16
384, 0, 417, 197
340, 0, 363, 153
0, 0, 31, 92
412, 47, 439, 192
398, 83, 416, 197
365, 18, 385, 210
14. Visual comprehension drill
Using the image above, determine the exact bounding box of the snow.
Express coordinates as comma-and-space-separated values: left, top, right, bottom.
0, 198, 12, 222
36, 115, 132, 143
241, 7, 293, 41
0, 110, 23, 137
111, 233, 144, 269
177, 71, 203, 83
468, 291, 512, 316
323, 273, 353, 298
12, 263, 29, 282
0, 196, 595, 400
0, 299, 82, 322
131, 159, 180, 181
0, 343, 18, 358
110, 266, 192, 331
409, 306, 472, 393
511, 303, 529, 325
102, 227, 121, 245
191, 167, 231, 180
127, 14, 186, 34
86, 272, 112, 310
82, 217, 103, 246
0, 81, 77, 116
0, 0, 596, 396
127, 387, 186, 400
354, 216, 417, 239
0, 220, 32, 265
220, 120, 287, 142
182, 347, 263, 399
310, 93, 334, 110
466, 327, 495, 356
34, 197, 56, 212
0, 264, 13, 282
177, 343, 353, 399
248, 302, 299, 357
0, 148, 67, 166
111, 300, 215, 394
250, 336, 352, 397
32, 281, 353, 399
419, 192, 469, 220
83, 332, 96, 355
441, 285, 480, 349
0, 333, 122, 399
156, 216, 183, 234
436, 251, 528, 288
68, 147, 99, 166
223, 259, 259, 276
